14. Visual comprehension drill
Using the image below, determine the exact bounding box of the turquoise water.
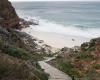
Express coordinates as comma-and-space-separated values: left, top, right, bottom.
12, 1, 100, 38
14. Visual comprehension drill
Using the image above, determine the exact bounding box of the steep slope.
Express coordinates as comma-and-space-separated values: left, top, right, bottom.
0, 0, 19, 28
0, 0, 49, 80
49, 38, 100, 80
0, 26, 49, 80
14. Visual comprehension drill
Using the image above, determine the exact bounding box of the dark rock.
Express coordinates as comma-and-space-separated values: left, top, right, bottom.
20, 18, 39, 28
0, 0, 19, 28
38, 40, 44, 43
0, 26, 9, 35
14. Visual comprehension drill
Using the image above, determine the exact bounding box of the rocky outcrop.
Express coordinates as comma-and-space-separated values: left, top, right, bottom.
0, 0, 19, 28
20, 18, 39, 28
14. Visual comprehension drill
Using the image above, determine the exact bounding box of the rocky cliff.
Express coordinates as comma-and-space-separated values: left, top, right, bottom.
0, 0, 49, 80
0, 0, 19, 28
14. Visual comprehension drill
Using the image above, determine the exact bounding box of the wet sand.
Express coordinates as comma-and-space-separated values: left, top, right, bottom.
32, 31, 90, 48
22, 27, 90, 48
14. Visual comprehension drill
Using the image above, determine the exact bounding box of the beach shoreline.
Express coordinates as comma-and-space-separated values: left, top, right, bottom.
22, 27, 91, 48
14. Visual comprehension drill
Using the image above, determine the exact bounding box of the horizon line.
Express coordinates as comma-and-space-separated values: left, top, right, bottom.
9, 0, 100, 2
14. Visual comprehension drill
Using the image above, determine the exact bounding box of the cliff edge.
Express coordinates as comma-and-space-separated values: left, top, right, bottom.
0, 0, 19, 28
0, 0, 49, 80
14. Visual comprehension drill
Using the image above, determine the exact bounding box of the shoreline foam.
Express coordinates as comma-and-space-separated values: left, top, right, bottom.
22, 27, 91, 48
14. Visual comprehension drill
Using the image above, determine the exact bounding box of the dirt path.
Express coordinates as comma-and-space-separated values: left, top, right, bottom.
38, 57, 72, 80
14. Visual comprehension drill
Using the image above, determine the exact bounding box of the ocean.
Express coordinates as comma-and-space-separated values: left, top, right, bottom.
12, 1, 100, 38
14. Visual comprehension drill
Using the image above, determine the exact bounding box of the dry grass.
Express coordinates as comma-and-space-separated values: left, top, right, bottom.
0, 53, 37, 80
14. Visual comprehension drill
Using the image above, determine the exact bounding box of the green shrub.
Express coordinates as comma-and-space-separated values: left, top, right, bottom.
0, 66, 10, 78
94, 64, 100, 69
32, 68, 49, 80
0, 39, 30, 60
81, 69, 100, 80
86, 47, 95, 53
0, 54, 37, 80
59, 62, 79, 78
2, 46, 30, 60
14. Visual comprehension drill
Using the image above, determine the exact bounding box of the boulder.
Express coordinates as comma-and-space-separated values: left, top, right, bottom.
0, 0, 19, 28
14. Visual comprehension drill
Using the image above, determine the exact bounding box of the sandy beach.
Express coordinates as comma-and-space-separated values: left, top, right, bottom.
22, 27, 91, 48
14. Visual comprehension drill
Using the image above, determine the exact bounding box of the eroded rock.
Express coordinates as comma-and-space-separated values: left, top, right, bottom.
0, 0, 19, 28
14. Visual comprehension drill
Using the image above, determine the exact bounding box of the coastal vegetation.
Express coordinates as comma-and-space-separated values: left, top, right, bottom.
0, 28, 49, 80
49, 38, 100, 80
0, 0, 49, 80
0, 0, 100, 80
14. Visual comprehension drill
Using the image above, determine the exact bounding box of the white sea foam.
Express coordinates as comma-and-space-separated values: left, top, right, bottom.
14, 2, 100, 48
21, 15, 100, 38
20, 16, 100, 48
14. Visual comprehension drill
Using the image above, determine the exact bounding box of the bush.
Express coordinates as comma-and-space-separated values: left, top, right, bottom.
1, 46, 30, 60
0, 39, 30, 60
94, 64, 100, 69
0, 54, 37, 80
81, 69, 100, 80
59, 62, 79, 78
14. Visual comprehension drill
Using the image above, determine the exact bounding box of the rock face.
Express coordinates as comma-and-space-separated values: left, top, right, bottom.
0, 0, 19, 28
20, 18, 39, 28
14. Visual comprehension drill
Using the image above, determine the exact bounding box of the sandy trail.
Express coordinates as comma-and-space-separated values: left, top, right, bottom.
38, 57, 72, 80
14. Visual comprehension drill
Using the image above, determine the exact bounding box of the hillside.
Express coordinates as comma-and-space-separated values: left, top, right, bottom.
49, 38, 100, 80
0, 0, 100, 80
0, 0, 49, 80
